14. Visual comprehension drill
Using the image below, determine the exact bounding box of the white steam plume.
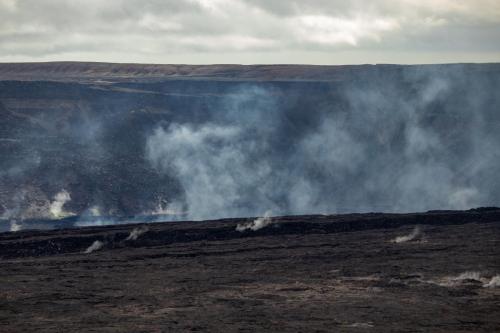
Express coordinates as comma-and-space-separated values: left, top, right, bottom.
126, 226, 149, 241
9, 220, 21, 232
452, 271, 482, 282
150, 200, 186, 216
484, 275, 500, 288
49, 190, 72, 219
236, 211, 273, 232
74, 206, 117, 227
392, 226, 422, 243
418, 271, 500, 288
438, 271, 484, 287
146, 69, 497, 221
84, 240, 104, 254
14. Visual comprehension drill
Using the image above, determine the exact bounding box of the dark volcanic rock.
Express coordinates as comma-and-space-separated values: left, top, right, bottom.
0, 210, 499, 332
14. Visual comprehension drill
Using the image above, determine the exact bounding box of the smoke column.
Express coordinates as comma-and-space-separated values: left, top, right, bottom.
147, 67, 500, 221
49, 190, 72, 219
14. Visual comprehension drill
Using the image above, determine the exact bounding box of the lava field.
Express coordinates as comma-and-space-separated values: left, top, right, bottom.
1, 209, 499, 332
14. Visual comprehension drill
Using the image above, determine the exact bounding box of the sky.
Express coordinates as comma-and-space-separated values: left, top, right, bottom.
1, 0, 500, 65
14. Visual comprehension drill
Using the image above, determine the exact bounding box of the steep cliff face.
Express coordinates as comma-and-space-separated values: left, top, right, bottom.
1, 63, 500, 228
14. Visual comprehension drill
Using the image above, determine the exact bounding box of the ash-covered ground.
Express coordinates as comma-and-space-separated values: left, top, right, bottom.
1, 209, 499, 332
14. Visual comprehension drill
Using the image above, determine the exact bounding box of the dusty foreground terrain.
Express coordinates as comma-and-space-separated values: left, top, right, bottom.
1, 209, 500, 332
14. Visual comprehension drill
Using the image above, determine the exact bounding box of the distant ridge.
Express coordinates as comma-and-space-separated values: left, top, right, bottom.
0, 61, 499, 82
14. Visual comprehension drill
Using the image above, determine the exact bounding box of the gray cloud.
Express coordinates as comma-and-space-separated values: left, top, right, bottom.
0, 0, 499, 63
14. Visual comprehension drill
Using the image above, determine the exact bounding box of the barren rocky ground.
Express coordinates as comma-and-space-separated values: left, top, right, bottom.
1, 209, 499, 332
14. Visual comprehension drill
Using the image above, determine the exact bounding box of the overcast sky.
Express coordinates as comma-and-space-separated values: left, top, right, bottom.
1, 0, 499, 64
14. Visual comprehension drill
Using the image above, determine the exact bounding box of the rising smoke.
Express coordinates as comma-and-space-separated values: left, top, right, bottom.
1, 189, 73, 231
392, 226, 422, 243
1, 65, 499, 228
146, 67, 500, 221
236, 211, 273, 232
451, 271, 482, 282
437, 271, 500, 288
74, 206, 114, 227
484, 275, 500, 288
84, 240, 104, 254
125, 226, 149, 241
49, 190, 72, 219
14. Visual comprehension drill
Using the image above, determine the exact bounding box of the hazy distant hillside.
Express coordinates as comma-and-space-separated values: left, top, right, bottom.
1, 62, 500, 228
1, 62, 498, 81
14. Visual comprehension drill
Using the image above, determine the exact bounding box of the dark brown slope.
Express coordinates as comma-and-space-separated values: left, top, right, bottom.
1, 209, 499, 332
1, 61, 499, 82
